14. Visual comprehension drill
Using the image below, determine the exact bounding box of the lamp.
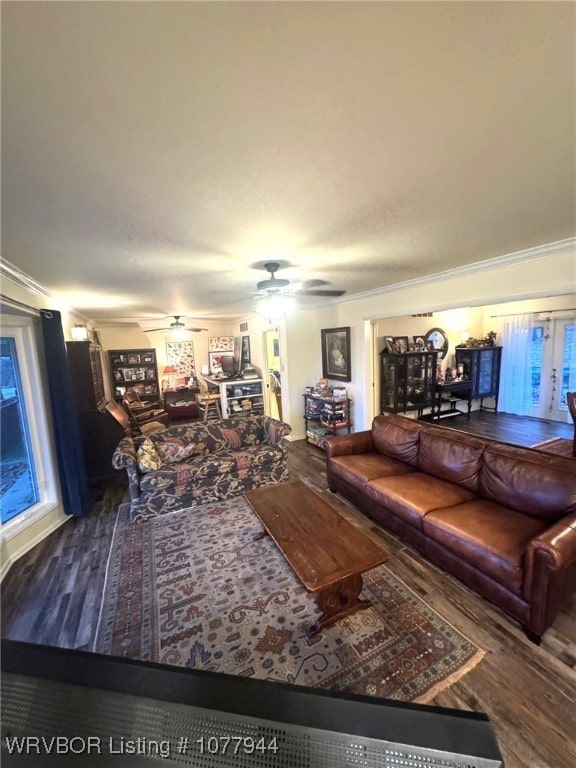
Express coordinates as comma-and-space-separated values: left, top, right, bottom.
70, 324, 89, 341
255, 294, 295, 323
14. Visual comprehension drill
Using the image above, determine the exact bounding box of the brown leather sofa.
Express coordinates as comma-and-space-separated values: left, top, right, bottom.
325, 413, 576, 643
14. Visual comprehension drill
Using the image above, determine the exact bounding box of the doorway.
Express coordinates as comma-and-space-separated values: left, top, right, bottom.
531, 317, 575, 422
263, 328, 282, 420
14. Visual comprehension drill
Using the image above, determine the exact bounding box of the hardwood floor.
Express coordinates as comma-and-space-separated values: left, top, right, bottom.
1, 414, 575, 768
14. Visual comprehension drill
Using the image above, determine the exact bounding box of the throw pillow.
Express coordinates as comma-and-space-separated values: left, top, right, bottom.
136, 438, 162, 473
156, 441, 205, 464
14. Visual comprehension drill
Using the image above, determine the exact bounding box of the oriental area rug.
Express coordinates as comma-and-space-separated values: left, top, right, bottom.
94, 496, 485, 703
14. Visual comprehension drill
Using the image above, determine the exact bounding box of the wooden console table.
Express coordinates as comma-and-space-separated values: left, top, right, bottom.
431, 380, 473, 420
244, 480, 388, 637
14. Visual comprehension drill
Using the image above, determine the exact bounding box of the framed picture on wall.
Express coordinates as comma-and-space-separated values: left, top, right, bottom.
321, 327, 351, 382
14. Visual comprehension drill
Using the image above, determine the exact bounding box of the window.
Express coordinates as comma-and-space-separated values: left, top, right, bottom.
0, 315, 58, 530
1, 337, 39, 522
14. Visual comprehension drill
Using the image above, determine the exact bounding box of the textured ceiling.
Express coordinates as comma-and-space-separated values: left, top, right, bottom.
2, 1, 575, 322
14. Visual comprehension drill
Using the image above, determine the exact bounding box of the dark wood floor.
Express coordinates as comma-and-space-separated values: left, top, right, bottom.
1, 413, 575, 768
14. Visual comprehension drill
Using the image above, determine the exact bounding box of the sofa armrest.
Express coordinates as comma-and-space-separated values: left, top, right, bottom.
523, 511, 576, 604
324, 430, 373, 458
262, 416, 292, 447
112, 437, 141, 503
526, 511, 576, 571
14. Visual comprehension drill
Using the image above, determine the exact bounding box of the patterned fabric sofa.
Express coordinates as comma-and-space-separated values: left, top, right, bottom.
112, 415, 292, 521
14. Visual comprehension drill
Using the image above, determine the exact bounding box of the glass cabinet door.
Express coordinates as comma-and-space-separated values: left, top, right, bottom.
381, 356, 398, 410
380, 351, 436, 413
477, 349, 495, 397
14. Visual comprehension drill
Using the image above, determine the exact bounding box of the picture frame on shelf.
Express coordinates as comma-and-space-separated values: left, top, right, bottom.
413, 335, 426, 350
392, 336, 409, 354
208, 351, 223, 372
321, 327, 351, 382
384, 337, 395, 353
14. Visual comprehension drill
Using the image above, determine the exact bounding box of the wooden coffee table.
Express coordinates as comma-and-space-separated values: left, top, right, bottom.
244, 479, 388, 637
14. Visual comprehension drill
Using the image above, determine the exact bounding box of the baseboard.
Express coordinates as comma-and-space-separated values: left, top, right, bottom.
0, 506, 69, 580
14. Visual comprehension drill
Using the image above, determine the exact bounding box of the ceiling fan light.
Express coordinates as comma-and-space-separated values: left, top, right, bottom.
255, 294, 295, 322
170, 326, 188, 341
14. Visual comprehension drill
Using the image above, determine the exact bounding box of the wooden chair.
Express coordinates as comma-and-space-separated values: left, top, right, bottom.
567, 391, 576, 457
103, 399, 167, 437
196, 377, 222, 421
121, 391, 170, 433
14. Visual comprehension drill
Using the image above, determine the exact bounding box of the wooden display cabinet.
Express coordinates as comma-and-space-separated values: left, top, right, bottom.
454, 346, 502, 411
380, 350, 438, 414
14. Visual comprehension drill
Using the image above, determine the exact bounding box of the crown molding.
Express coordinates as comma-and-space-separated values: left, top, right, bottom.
335, 237, 576, 305
0, 258, 52, 301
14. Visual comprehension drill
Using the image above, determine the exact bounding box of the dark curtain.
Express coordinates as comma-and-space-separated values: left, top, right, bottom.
40, 309, 92, 517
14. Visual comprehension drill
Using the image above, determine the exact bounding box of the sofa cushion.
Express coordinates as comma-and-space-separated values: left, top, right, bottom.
218, 417, 266, 448
480, 444, 576, 521
371, 415, 421, 466
136, 438, 162, 473
139, 445, 284, 493
329, 453, 417, 489
424, 500, 548, 591
417, 431, 484, 491
365, 473, 476, 528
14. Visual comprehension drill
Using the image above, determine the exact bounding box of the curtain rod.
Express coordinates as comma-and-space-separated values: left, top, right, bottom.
490, 307, 576, 318
0, 293, 44, 315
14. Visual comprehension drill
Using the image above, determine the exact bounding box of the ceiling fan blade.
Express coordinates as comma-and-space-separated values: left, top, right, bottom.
296, 279, 330, 289
144, 326, 170, 332
188, 328, 209, 332
295, 289, 346, 297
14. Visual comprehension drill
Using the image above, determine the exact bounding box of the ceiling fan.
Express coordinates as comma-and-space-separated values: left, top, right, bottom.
254, 262, 346, 298
143, 316, 208, 333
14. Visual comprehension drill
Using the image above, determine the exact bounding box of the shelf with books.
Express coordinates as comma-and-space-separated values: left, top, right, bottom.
303, 391, 352, 447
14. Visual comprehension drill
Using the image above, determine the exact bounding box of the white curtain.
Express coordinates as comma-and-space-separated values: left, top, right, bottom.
498, 313, 535, 415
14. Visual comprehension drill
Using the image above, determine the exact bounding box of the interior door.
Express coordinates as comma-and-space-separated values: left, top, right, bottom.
263, 328, 282, 419
533, 318, 575, 422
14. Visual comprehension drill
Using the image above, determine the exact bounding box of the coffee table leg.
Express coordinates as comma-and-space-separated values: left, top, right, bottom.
307, 574, 372, 638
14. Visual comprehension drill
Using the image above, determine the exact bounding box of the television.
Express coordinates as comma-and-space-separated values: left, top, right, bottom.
220, 354, 236, 375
